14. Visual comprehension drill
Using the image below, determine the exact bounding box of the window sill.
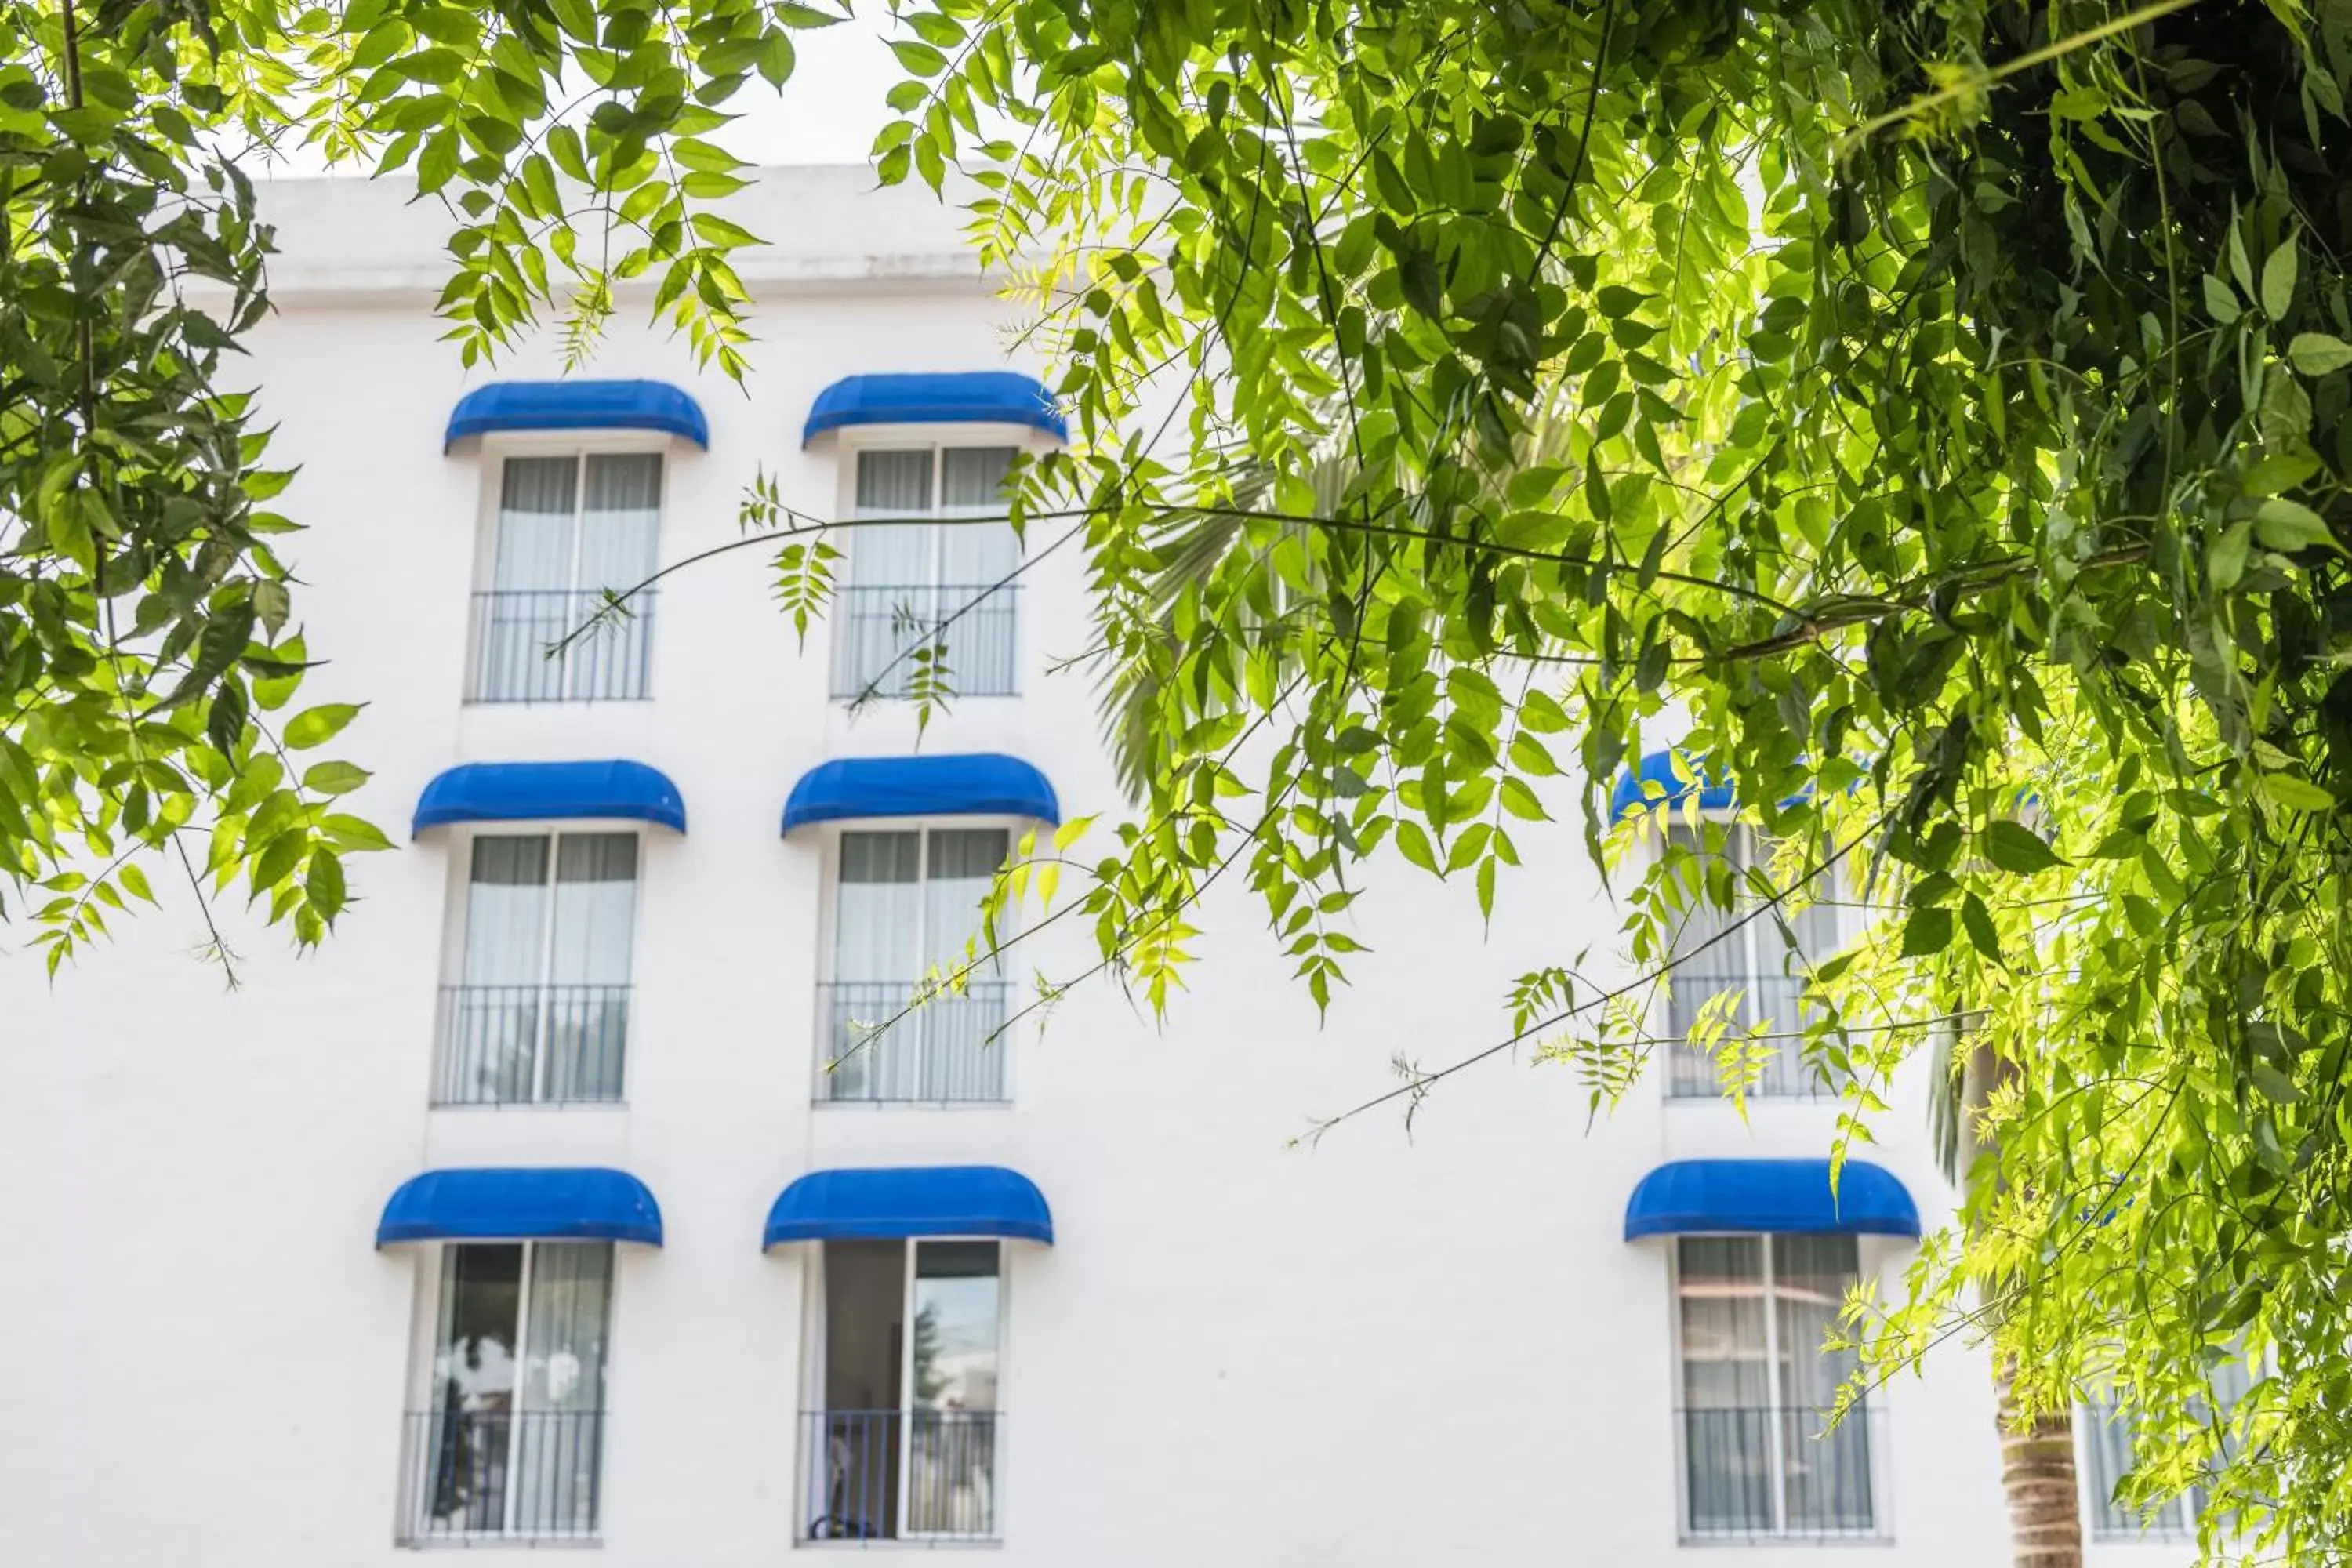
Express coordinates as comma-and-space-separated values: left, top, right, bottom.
1678, 1534, 1893, 1549
811, 1098, 1012, 1112
400, 1536, 602, 1551
427, 1101, 631, 1112
797, 1541, 1002, 1552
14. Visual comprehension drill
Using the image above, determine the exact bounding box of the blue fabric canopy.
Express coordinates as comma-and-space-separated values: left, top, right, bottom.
764, 1166, 1054, 1248
378, 1167, 664, 1247
782, 753, 1058, 833
445, 379, 709, 450
801, 372, 1066, 445
1624, 1159, 1921, 1240
1610, 748, 1737, 822
412, 759, 687, 837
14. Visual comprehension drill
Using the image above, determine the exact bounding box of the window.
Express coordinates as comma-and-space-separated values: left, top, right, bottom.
2083, 1359, 2253, 1539
1675, 1235, 1878, 1539
1664, 823, 1843, 1098
399, 1241, 614, 1542
470, 452, 662, 702
835, 446, 1020, 700
435, 833, 637, 1105
804, 1239, 1003, 1542
820, 828, 1009, 1104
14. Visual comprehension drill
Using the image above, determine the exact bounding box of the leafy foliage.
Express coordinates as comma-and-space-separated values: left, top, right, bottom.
866, 0, 2352, 1553
1, 0, 837, 969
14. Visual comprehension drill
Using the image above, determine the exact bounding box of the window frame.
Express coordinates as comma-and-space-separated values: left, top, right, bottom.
432, 821, 648, 1109
797, 1235, 1014, 1545
1664, 1232, 1890, 1544
398, 1236, 625, 1545
809, 816, 1022, 1109
1650, 815, 1851, 1103
826, 425, 1046, 704
466, 434, 673, 706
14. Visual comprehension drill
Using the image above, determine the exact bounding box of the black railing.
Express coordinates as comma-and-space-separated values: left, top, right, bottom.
816, 981, 1008, 1104
433, 983, 630, 1105
1665, 975, 1829, 1098
831, 583, 1018, 699
467, 589, 655, 703
1679, 1404, 1881, 1539
398, 1408, 604, 1542
801, 1410, 999, 1543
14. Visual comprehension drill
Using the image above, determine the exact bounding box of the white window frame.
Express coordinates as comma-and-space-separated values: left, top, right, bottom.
466, 435, 672, 705
827, 426, 1045, 703
1651, 815, 1849, 1103
399, 1237, 623, 1545
809, 817, 1022, 1109
797, 1236, 1014, 1545
1664, 1233, 1890, 1544
433, 822, 647, 1109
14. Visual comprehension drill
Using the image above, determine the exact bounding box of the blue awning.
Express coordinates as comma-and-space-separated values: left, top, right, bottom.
1610, 747, 1735, 822
445, 379, 709, 451
782, 753, 1058, 833
802, 372, 1066, 445
764, 1166, 1054, 1248
378, 1167, 664, 1247
413, 759, 687, 837
1624, 1159, 1921, 1240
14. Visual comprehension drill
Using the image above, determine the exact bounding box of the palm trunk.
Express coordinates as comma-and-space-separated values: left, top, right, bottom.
1996, 1357, 2083, 1568
1949, 1037, 2085, 1568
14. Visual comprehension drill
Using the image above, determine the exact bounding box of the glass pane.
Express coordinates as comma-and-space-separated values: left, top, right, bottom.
454, 837, 550, 1104
826, 833, 923, 1101
425, 1243, 524, 1533
565, 455, 662, 701
492, 458, 577, 593
544, 834, 637, 1100
514, 1243, 612, 1537
855, 449, 935, 514
938, 447, 1014, 511
922, 830, 1007, 968
1772, 1236, 1871, 1532
1664, 824, 1751, 1094
1678, 1237, 1774, 1534
907, 1242, 1000, 1537
817, 1240, 906, 1538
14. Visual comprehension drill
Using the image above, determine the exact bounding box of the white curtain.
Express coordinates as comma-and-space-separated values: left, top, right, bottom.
544, 834, 637, 1099
829, 833, 921, 1098
1771, 1236, 1871, 1532
514, 1243, 613, 1534
459, 837, 551, 1102
921, 829, 1007, 972
1678, 1236, 1775, 1534
485, 460, 577, 701
1664, 825, 1750, 1094
844, 451, 939, 695
938, 448, 1019, 695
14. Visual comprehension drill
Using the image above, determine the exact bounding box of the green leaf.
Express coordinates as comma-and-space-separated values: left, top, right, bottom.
1980, 820, 2064, 875
2260, 234, 2297, 319
2201, 274, 2241, 323
2253, 496, 2339, 554
282, 702, 361, 749
305, 848, 347, 920
2257, 773, 2336, 812
1901, 906, 1953, 956
2286, 333, 2352, 376
2210, 518, 2253, 590
2242, 451, 2321, 496
302, 760, 372, 795
1960, 891, 2003, 965
891, 38, 949, 76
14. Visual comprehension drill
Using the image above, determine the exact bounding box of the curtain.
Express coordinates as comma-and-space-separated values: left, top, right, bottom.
485, 459, 578, 701
844, 451, 939, 695
1678, 1236, 1775, 1534
922, 831, 1009, 1099
1771, 1236, 1871, 1532
938, 448, 1019, 694
829, 833, 922, 1098
543, 834, 637, 1099
1664, 825, 1750, 1094
459, 837, 550, 1102
566, 455, 662, 699
514, 1243, 613, 1535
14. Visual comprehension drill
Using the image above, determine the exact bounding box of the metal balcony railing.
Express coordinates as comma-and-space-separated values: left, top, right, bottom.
831, 583, 1018, 699
815, 980, 1008, 1105
801, 1410, 1000, 1543
1678, 1404, 1882, 1540
397, 1408, 605, 1543
433, 983, 630, 1105
466, 589, 655, 703
1664, 975, 1829, 1098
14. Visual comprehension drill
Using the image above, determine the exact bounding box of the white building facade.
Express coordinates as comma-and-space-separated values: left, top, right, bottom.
0, 169, 2188, 1568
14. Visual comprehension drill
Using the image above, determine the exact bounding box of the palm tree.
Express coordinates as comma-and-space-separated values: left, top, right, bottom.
1933, 1032, 2085, 1568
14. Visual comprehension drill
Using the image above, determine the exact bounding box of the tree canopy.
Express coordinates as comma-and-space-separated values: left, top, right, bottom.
9, 0, 2352, 1554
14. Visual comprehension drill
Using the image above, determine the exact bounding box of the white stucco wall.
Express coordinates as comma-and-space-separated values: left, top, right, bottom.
0, 169, 2181, 1567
